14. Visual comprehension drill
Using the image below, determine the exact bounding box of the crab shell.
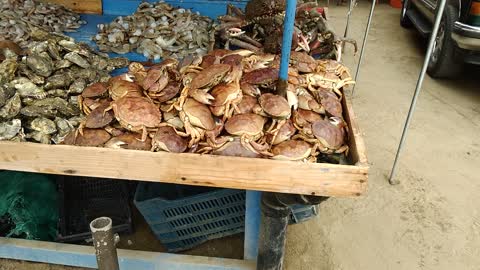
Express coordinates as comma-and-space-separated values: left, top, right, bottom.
182, 98, 215, 130
85, 101, 114, 128
235, 95, 258, 114
241, 67, 279, 87
225, 113, 265, 137
258, 93, 291, 119
311, 119, 346, 149
128, 62, 147, 85
104, 133, 152, 151
82, 82, 108, 98
151, 126, 188, 153
212, 137, 261, 158
142, 68, 169, 93
108, 76, 143, 101
210, 82, 241, 107
155, 81, 181, 103
190, 64, 231, 90
272, 140, 312, 161
290, 51, 316, 73
111, 97, 162, 132
63, 128, 111, 147
293, 109, 323, 128
266, 119, 296, 145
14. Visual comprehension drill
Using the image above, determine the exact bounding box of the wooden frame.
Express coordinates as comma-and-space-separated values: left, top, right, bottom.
43, 0, 102, 14
0, 97, 367, 197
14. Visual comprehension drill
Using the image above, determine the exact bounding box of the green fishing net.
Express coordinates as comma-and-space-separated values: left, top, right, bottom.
0, 171, 58, 240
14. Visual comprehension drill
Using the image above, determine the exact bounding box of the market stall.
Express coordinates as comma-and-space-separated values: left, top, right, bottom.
0, 0, 369, 268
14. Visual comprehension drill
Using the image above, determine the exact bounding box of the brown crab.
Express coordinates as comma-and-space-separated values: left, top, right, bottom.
105, 96, 162, 141
255, 93, 291, 133
222, 113, 271, 156
265, 119, 296, 145
108, 75, 143, 101
104, 133, 152, 151
271, 140, 313, 161
293, 117, 348, 155
209, 82, 243, 119
78, 82, 108, 114
179, 98, 215, 147
178, 63, 231, 106
151, 126, 188, 153
289, 51, 317, 73
212, 137, 261, 158
63, 128, 111, 147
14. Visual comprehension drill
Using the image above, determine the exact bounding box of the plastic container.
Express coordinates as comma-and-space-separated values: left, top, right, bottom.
56, 176, 132, 243
289, 205, 318, 224
134, 183, 245, 252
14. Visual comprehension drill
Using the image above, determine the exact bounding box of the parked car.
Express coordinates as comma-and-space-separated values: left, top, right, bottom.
400, 0, 480, 78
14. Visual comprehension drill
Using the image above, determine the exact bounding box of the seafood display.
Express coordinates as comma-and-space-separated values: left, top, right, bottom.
63, 49, 354, 163
215, 2, 356, 60
0, 31, 128, 144
93, 1, 215, 60
0, 0, 86, 48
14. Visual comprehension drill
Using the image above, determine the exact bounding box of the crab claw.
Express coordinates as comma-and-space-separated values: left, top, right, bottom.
227, 27, 246, 37
189, 88, 215, 105
297, 33, 310, 52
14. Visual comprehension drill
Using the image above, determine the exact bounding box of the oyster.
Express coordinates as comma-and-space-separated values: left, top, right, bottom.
68, 78, 87, 94
0, 84, 16, 108
44, 73, 74, 89
0, 119, 22, 140
28, 117, 57, 135
64, 52, 90, 69
0, 94, 21, 120
32, 97, 80, 117
0, 58, 18, 84
20, 105, 57, 119
11, 77, 46, 99
26, 52, 54, 77
25, 131, 51, 144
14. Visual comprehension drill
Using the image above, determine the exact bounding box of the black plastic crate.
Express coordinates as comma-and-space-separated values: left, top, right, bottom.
56, 176, 132, 243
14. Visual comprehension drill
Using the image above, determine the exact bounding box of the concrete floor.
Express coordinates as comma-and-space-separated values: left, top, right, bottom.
1, 2, 479, 270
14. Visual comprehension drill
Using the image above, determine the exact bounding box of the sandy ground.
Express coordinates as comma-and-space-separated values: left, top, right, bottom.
1, 2, 479, 270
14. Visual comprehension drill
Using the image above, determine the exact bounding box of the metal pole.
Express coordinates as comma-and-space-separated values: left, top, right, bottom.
90, 217, 120, 270
343, 0, 355, 39
256, 193, 290, 270
389, 0, 447, 184
351, 0, 376, 95
276, 0, 297, 96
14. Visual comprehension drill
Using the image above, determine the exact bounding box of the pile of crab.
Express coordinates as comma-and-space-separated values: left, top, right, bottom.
62, 49, 354, 163
215, 1, 356, 60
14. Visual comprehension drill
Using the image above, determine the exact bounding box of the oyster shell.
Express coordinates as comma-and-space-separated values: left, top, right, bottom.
0, 94, 21, 120
26, 52, 54, 77
28, 117, 57, 135
11, 77, 46, 99
0, 119, 22, 140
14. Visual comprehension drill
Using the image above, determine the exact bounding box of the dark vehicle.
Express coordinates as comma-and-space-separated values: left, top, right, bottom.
400, 0, 480, 78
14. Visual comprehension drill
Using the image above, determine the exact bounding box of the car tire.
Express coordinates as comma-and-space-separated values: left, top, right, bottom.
427, 5, 463, 78
400, 0, 413, 28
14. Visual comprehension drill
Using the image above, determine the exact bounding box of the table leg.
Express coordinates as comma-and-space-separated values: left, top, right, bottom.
244, 191, 261, 261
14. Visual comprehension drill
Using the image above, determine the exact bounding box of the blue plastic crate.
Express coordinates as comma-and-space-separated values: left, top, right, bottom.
134, 183, 246, 252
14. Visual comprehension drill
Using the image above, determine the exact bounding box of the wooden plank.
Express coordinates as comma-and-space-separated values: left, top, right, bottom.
0, 142, 367, 197
42, 0, 102, 14
0, 96, 368, 197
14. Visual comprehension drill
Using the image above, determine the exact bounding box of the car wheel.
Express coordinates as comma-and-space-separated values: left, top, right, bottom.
427, 5, 463, 78
400, 0, 413, 28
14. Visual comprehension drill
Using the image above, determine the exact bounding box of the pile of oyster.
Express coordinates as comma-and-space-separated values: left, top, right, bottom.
0, 0, 86, 48
0, 30, 128, 144
93, 1, 215, 60
64, 49, 354, 163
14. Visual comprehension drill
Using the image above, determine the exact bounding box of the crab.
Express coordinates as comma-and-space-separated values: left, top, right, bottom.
77, 100, 114, 136
104, 96, 162, 141
221, 113, 272, 156
289, 51, 317, 73
151, 126, 188, 153
293, 117, 348, 155
179, 98, 216, 147
108, 75, 144, 101
209, 82, 243, 120
265, 119, 296, 145
104, 132, 152, 151
295, 87, 325, 114
212, 137, 261, 158
141, 59, 179, 99
255, 93, 291, 133
63, 128, 111, 147
292, 108, 323, 132
177, 64, 231, 107
241, 67, 279, 90
78, 82, 108, 114
304, 72, 354, 97
235, 95, 258, 114
271, 140, 313, 161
